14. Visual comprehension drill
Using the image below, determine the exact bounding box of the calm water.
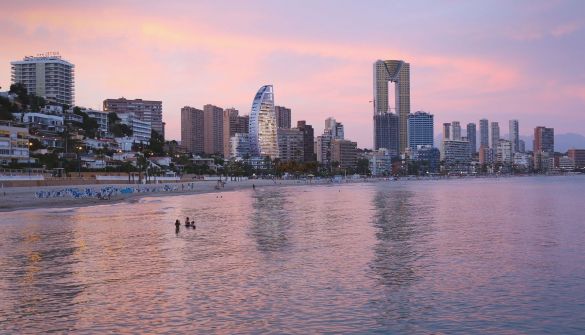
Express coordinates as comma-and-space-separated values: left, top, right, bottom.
1, 176, 584, 333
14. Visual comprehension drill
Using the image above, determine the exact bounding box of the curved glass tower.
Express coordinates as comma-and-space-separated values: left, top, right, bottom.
249, 85, 279, 159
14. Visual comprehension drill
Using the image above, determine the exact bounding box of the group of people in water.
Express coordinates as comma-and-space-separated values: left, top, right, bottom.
175, 216, 196, 233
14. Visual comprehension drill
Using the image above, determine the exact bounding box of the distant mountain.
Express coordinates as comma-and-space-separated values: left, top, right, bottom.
435, 132, 585, 153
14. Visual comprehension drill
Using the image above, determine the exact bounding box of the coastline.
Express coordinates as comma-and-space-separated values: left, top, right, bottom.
0, 178, 342, 213
1, 174, 581, 213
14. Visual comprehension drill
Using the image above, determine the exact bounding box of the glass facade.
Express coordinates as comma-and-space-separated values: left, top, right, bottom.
249, 85, 279, 159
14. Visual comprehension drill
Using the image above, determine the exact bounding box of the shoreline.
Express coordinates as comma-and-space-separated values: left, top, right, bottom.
0, 178, 344, 213
0, 174, 581, 213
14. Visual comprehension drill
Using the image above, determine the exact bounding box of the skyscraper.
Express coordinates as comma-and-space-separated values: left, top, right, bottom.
325, 117, 344, 139
441, 123, 451, 160
275, 106, 292, 129
479, 119, 489, 148
509, 119, 519, 153
443, 123, 451, 141
202, 104, 224, 155
297, 120, 315, 162
373, 59, 410, 153
181, 106, 204, 154
223, 108, 238, 158
533, 126, 554, 154
490, 122, 500, 148
103, 98, 164, 137
11, 53, 75, 106
451, 121, 462, 140
374, 113, 399, 156
407, 111, 434, 150
467, 122, 477, 155
249, 85, 279, 159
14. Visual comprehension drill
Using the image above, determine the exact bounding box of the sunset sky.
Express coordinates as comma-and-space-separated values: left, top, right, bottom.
1, 0, 584, 147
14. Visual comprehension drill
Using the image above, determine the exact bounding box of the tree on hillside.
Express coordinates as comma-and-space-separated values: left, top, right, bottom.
0, 96, 16, 120
147, 130, 164, 156
9, 83, 29, 106
73, 107, 99, 138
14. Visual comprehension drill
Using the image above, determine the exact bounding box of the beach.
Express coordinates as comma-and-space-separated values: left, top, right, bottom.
0, 178, 340, 212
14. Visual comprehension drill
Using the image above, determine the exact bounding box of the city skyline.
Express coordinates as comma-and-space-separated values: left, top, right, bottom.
1, 1, 585, 147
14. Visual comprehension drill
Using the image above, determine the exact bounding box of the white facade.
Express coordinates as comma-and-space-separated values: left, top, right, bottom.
118, 113, 151, 143
230, 133, 251, 159
21, 113, 65, 133
11, 53, 75, 106
249, 85, 278, 159
496, 139, 513, 165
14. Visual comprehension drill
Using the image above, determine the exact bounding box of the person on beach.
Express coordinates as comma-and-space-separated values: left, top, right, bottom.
253, 184, 255, 190
185, 217, 190, 227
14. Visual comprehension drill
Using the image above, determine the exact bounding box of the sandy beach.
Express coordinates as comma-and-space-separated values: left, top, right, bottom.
0, 178, 344, 212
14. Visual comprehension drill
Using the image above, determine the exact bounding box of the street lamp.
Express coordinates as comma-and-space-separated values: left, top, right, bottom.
28, 140, 33, 176
77, 145, 83, 177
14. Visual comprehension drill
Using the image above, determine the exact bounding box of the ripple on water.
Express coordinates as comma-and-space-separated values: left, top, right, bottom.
1, 177, 585, 333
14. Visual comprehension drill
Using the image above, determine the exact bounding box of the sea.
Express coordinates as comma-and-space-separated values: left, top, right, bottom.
1, 175, 584, 333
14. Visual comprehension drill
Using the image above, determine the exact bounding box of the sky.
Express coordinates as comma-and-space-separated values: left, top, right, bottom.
1, 0, 584, 147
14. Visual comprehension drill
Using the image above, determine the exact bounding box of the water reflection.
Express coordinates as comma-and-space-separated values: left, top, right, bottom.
249, 189, 291, 252
368, 184, 437, 329
2, 224, 85, 333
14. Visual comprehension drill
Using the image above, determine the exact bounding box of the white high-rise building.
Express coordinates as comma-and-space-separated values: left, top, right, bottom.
249, 85, 279, 159
11, 53, 75, 106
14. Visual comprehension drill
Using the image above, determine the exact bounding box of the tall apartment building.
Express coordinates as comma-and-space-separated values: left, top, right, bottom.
407, 111, 434, 150
221, 108, 236, 157
202, 104, 224, 155
509, 119, 519, 153
103, 98, 163, 137
490, 122, 500, 148
316, 134, 332, 166
440, 123, 451, 160
275, 106, 292, 129
374, 113, 399, 156
533, 126, 554, 154
236, 115, 249, 134
181, 106, 204, 154
11, 53, 75, 106
331, 139, 357, 169
467, 122, 477, 155
277, 128, 304, 162
496, 139, 513, 165
443, 139, 471, 173
479, 145, 494, 166
297, 120, 315, 162
479, 119, 489, 148
373, 59, 410, 153
249, 85, 279, 159
325, 117, 344, 139
451, 121, 462, 140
